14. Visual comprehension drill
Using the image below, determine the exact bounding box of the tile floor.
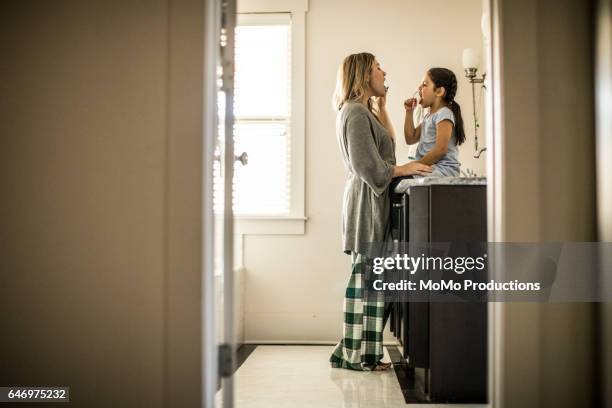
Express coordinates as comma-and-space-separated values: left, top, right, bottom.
215, 345, 488, 408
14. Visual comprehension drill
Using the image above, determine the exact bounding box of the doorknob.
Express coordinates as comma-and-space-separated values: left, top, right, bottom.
235, 152, 248, 165
213, 151, 248, 165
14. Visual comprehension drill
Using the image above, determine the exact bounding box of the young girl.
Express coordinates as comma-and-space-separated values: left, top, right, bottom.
404, 67, 465, 176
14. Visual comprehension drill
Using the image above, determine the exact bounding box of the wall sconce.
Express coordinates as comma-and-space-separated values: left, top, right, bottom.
462, 48, 487, 158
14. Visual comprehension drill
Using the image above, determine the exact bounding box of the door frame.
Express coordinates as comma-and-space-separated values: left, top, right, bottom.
485, 0, 503, 406
162, 0, 216, 406
203, 0, 221, 406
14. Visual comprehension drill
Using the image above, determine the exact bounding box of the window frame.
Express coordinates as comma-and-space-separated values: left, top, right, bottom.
234, 0, 308, 235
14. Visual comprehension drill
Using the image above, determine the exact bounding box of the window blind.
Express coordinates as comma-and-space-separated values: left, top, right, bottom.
214, 13, 292, 216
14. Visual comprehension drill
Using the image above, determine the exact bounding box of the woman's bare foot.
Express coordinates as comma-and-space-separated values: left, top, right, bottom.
372, 362, 393, 371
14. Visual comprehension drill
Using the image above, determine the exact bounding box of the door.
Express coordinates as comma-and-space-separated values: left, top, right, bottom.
204, 0, 237, 407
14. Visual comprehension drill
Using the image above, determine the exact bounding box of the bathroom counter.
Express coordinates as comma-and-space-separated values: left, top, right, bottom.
393, 176, 487, 194
387, 181, 488, 403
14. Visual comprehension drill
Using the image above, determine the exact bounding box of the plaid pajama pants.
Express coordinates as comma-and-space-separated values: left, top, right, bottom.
329, 251, 386, 371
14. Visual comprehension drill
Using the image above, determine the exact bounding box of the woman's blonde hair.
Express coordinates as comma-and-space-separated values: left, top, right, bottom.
332, 52, 379, 118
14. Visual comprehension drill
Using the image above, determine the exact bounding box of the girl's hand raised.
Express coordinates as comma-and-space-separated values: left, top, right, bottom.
404, 97, 418, 111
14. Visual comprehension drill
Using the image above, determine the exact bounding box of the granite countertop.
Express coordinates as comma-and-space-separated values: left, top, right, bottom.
394, 176, 487, 194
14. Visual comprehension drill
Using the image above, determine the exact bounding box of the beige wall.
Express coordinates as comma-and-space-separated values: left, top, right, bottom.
493, 0, 597, 406
0, 1, 205, 406
243, 0, 484, 342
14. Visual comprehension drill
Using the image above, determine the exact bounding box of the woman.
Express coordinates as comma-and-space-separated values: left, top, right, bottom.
329, 53, 431, 371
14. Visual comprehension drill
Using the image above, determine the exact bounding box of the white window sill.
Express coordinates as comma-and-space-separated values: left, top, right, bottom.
235, 215, 307, 235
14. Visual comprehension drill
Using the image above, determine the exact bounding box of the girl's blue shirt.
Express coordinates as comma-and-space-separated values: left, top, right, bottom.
414, 106, 460, 176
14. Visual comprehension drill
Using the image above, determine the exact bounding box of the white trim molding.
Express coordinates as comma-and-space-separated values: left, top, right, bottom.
238, 0, 308, 13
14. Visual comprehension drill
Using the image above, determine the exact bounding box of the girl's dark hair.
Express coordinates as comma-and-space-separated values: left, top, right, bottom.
427, 67, 466, 145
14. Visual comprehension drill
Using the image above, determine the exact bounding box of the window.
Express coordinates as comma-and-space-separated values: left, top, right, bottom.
216, 0, 307, 235
234, 14, 292, 216
214, 13, 293, 217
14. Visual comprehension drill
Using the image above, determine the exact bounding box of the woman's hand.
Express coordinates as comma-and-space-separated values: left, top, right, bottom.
375, 86, 389, 110
406, 161, 432, 175
394, 161, 433, 177
404, 97, 418, 112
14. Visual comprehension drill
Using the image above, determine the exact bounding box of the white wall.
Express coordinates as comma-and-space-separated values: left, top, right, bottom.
243, 0, 484, 342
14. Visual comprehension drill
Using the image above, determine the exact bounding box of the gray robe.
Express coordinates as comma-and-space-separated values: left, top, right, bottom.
336, 101, 396, 257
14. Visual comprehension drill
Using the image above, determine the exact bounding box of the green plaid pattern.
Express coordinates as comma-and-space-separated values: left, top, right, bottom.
330, 251, 385, 371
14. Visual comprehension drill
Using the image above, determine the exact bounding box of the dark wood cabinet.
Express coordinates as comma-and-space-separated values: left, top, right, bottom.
388, 183, 487, 403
